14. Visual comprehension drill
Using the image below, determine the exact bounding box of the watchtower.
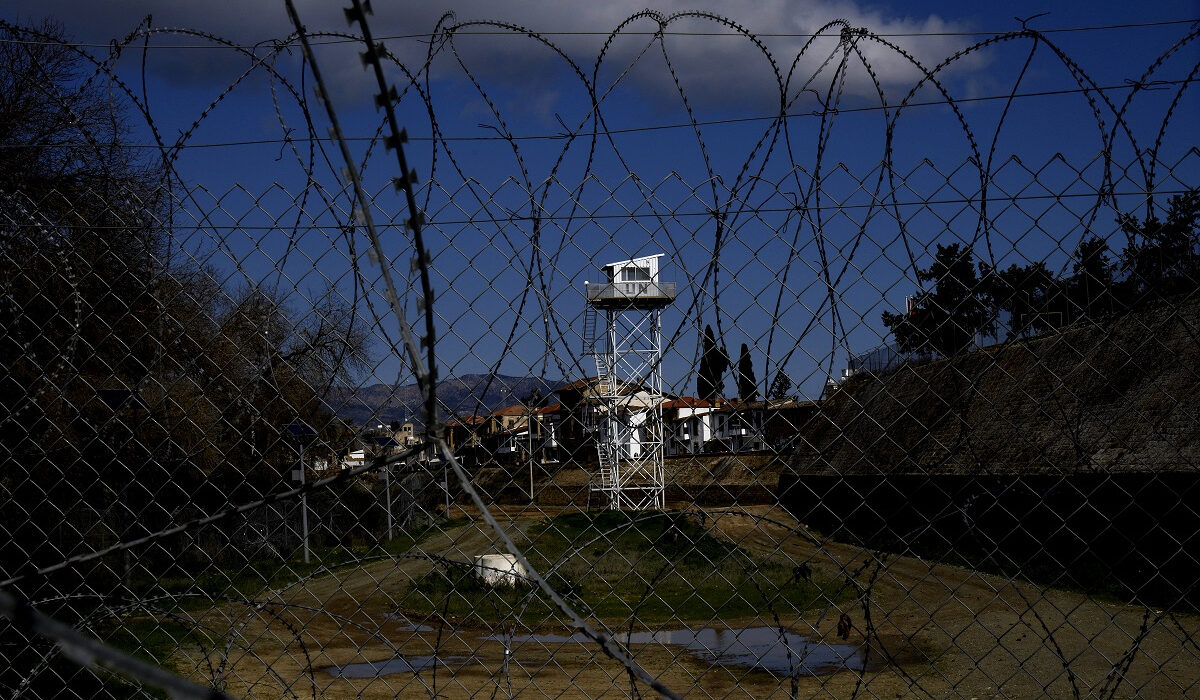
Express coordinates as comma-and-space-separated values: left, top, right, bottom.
583, 254, 676, 510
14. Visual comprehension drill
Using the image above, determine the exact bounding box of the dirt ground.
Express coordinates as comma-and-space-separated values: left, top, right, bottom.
170, 504, 1200, 698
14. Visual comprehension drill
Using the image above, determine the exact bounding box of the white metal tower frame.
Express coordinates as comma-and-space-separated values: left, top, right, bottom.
584, 255, 674, 510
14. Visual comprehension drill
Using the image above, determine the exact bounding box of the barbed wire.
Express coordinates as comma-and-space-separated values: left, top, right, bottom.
0, 589, 236, 700
2, 184, 1196, 232
2, 75, 1194, 152
0, 445, 431, 588
1, 17, 1197, 50
1, 5, 1198, 699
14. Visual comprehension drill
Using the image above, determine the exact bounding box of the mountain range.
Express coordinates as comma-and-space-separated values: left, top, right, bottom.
327, 374, 564, 427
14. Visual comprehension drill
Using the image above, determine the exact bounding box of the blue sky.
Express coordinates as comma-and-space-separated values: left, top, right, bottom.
4, 1, 1198, 407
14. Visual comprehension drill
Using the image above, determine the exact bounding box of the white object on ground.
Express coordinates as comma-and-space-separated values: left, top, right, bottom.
472, 553, 528, 587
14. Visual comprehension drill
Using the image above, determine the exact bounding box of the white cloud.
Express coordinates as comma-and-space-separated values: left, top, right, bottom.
5, 0, 983, 111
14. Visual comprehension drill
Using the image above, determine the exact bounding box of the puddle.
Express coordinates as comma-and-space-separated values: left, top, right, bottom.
325, 655, 471, 678
327, 625, 868, 679
486, 626, 869, 676
384, 612, 435, 632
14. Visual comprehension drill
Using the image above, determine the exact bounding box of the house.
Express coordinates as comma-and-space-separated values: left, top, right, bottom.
489, 403, 562, 464
443, 403, 564, 467
660, 396, 821, 456
661, 397, 767, 455
487, 404, 529, 435
445, 414, 487, 467
531, 404, 562, 463
459, 377, 823, 466
311, 446, 367, 476
554, 377, 665, 463
493, 425, 528, 459
713, 400, 768, 453
367, 421, 419, 447
485, 404, 530, 464
395, 421, 417, 447
661, 397, 719, 455
552, 377, 607, 462
594, 389, 662, 460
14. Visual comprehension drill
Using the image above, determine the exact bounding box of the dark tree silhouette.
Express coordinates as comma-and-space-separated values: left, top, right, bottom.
882, 243, 993, 357
522, 388, 548, 408
1067, 235, 1117, 321
1119, 188, 1200, 301
979, 261, 1066, 340
0, 20, 371, 600
768, 370, 794, 400
736, 343, 758, 401
697, 324, 729, 400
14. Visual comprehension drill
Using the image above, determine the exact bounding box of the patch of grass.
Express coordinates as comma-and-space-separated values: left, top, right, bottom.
100, 616, 201, 699
128, 519, 458, 604
404, 510, 846, 626
97, 520, 466, 694
107, 617, 196, 666
407, 564, 571, 626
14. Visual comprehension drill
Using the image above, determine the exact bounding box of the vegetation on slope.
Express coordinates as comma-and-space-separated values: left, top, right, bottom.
405, 510, 843, 626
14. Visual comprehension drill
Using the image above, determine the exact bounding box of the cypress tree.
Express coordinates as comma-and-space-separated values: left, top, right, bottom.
697, 324, 729, 400
736, 343, 758, 401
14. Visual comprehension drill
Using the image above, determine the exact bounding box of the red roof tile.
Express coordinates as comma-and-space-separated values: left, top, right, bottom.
661, 397, 716, 410
554, 377, 599, 392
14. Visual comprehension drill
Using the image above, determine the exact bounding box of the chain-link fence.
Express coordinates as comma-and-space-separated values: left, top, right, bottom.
2, 6, 1199, 698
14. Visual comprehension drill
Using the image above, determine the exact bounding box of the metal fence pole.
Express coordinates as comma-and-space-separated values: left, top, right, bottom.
299, 439, 309, 564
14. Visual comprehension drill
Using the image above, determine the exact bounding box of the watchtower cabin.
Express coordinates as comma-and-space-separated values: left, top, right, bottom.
583, 254, 677, 510
585, 255, 675, 310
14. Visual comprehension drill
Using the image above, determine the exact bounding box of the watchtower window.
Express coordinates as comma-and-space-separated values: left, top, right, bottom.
621, 266, 651, 282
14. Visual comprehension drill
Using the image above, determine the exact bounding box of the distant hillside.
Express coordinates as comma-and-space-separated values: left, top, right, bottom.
328, 374, 563, 427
